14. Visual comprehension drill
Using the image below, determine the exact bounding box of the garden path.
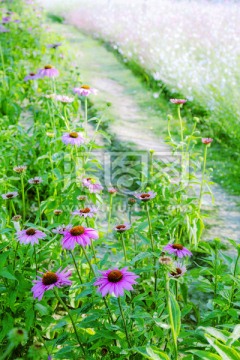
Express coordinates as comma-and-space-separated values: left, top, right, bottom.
51, 23, 240, 245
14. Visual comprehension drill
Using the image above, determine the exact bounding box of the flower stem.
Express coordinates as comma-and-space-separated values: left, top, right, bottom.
108, 194, 113, 232
120, 233, 127, 263
146, 203, 157, 291
84, 97, 88, 132
165, 273, 178, 360
177, 104, 184, 145
198, 144, 208, 212
82, 246, 95, 276
70, 250, 83, 284
20, 174, 26, 222
54, 289, 86, 355
86, 218, 97, 263
230, 251, 240, 303
34, 245, 37, 277
117, 297, 132, 348
11, 201, 17, 216
36, 186, 42, 226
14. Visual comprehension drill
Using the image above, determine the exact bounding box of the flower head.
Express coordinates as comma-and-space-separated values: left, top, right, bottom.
82, 178, 103, 193
53, 209, 63, 216
13, 165, 27, 173
72, 206, 97, 218
108, 187, 117, 194
114, 223, 131, 232
37, 65, 59, 78
17, 228, 46, 245
134, 191, 156, 201
12, 215, 22, 222
170, 99, 187, 105
62, 132, 84, 146
163, 243, 192, 258
55, 95, 74, 103
31, 268, 72, 300
169, 263, 186, 278
61, 225, 99, 250
128, 198, 136, 206
94, 267, 138, 297
77, 195, 87, 201
202, 138, 213, 145
2, 192, 18, 200
73, 85, 97, 97
47, 42, 62, 49
28, 177, 43, 185
159, 255, 172, 266
24, 73, 39, 81
52, 225, 71, 235
8, 328, 28, 346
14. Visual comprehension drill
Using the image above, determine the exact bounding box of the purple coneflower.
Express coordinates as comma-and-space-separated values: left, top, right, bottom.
28, 177, 43, 185
31, 268, 72, 300
16, 228, 46, 245
82, 178, 103, 193
61, 225, 99, 250
72, 207, 97, 218
62, 132, 84, 146
163, 243, 192, 258
114, 223, 131, 232
134, 191, 156, 201
24, 72, 39, 81
37, 65, 59, 78
73, 85, 97, 97
169, 263, 186, 278
13, 165, 27, 173
159, 255, 172, 265
0, 25, 9, 33
77, 195, 87, 201
47, 42, 62, 49
202, 138, 213, 145
108, 187, 117, 194
2, 16, 11, 24
94, 267, 139, 297
52, 225, 71, 235
170, 99, 187, 105
128, 198, 136, 205
2, 192, 18, 199
55, 95, 74, 103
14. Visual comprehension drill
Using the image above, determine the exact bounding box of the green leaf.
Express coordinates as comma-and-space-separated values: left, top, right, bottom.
35, 303, 49, 316
227, 325, 240, 345
134, 346, 170, 359
205, 334, 240, 360
0, 269, 17, 280
199, 326, 228, 343
188, 349, 221, 360
169, 292, 181, 338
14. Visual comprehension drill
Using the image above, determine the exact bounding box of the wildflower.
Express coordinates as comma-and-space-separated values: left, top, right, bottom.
134, 191, 156, 201
28, 177, 43, 185
13, 165, 27, 173
12, 215, 22, 222
2, 192, 18, 199
0, 25, 9, 33
202, 138, 213, 145
163, 243, 192, 258
169, 263, 186, 278
128, 198, 136, 205
8, 328, 28, 346
53, 209, 63, 216
62, 132, 84, 146
108, 187, 117, 194
159, 255, 172, 265
73, 85, 97, 97
37, 65, 59, 78
94, 267, 138, 297
45, 94, 56, 99
114, 223, 131, 232
82, 178, 103, 193
170, 99, 187, 105
16, 228, 46, 245
2, 16, 11, 24
61, 225, 99, 250
52, 225, 71, 235
72, 207, 97, 218
47, 42, 62, 49
24, 73, 39, 81
55, 95, 74, 103
31, 268, 72, 300
77, 195, 87, 201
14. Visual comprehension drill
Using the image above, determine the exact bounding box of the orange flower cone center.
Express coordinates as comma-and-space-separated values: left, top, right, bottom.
44, 65, 52, 69
170, 268, 182, 276
30, 73, 35, 76
42, 271, 58, 285
6, 194, 14, 198
116, 224, 126, 230
81, 85, 90, 89
172, 244, 183, 250
108, 270, 123, 283
69, 132, 78, 138
80, 207, 91, 214
70, 226, 85, 236
140, 193, 150, 199
26, 228, 36, 236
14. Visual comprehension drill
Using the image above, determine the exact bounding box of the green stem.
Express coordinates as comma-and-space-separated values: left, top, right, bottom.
86, 218, 97, 262
165, 273, 178, 360
120, 233, 127, 263
63, 104, 70, 130
198, 145, 208, 212
11, 201, 17, 216
34, 245, 37, 277
177, 105, 184, 144
20, 175, 26, 222
36, 186, 42, 226
70, 250, 83, 284
230, 251, 240, 303
146, 203, 157, 291
54, 289, 86, 355
82, 246, 95, 276
84, 97, 88, 132
108, 194, 113, 232
117, 297, 132, 348
0, 343, 15, 360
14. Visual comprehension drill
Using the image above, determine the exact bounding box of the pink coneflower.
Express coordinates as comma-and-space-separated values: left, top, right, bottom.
28, 177, 43, 185
37, 65, 59, 78
62, 132, 84, 146
169, 263, 186, 278
114, 223, 131, 232
108, 187, 117, 194
72, 207, 97, 218
31, 268, 72, 300
202, 138, 213, 145
2, 16, 11, 24
94, 267, 139, 297
170, 99, 187, 105
61, 225, 99, 250
163, 243, 192, 258
82, 178, 103, 193
16, 228, 46, 245
52, 225, 71, 235
73, 85, 97, 97
24, 73, 39, 81
47, 42, 62, 49
13, 165, 27, 173
134, 191, 156, 201
55, 95, 74, 103
2, 192, 18, 199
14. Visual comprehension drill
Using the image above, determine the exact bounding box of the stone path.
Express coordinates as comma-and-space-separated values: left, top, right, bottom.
48, 23, 240, 245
